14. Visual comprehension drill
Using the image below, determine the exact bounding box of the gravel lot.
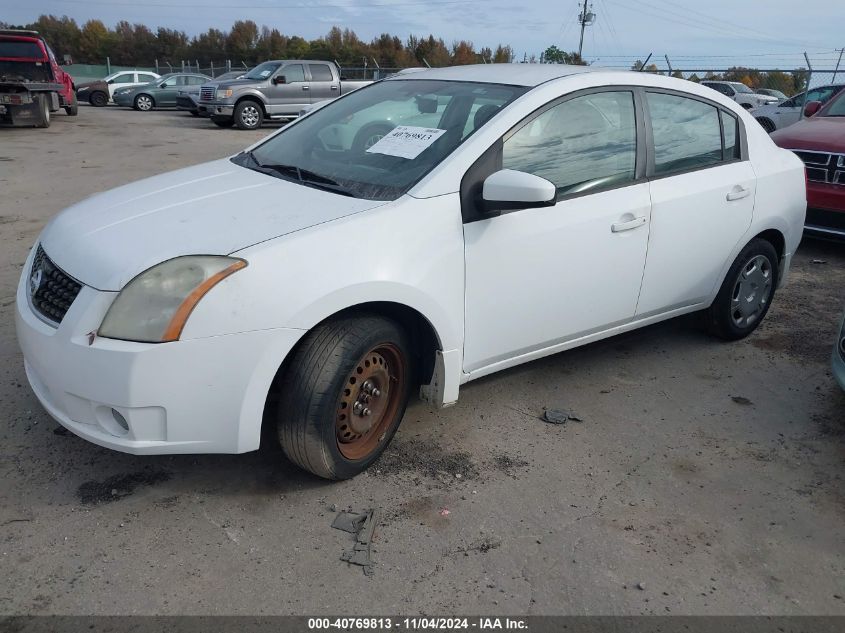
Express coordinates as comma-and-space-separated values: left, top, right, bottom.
1, 106, 844, 616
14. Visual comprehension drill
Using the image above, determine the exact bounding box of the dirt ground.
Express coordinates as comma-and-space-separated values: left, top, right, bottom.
1, 106, 843, 616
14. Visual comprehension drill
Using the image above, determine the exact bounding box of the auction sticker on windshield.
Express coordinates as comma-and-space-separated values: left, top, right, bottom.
366, 126, 447, 159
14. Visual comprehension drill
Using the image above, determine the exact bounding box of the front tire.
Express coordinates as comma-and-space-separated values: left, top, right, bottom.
351, 123, 394, 153
64, 91, 78, 116
277, 314, 413, 480
134, 94, 154, 111
234, 100, 264, 130
706, 238, 778, 340
89, 91, 108, 107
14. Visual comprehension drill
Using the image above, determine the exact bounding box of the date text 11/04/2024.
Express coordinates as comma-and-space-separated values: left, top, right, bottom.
307, 617, 528, 630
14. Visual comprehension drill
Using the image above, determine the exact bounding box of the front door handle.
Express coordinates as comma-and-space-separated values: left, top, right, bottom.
726, 186, 750, 201
302, 85, 310, 91
611, 216, 647, 233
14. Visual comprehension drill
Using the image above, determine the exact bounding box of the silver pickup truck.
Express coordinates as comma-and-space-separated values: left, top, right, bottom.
200, 59, 371, 130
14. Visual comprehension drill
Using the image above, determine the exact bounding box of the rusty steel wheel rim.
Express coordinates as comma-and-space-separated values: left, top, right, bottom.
336, 343, 406, 461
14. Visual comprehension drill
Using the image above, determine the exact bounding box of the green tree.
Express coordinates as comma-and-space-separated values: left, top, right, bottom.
492, 44, 513, 63
77, 19, 112, 62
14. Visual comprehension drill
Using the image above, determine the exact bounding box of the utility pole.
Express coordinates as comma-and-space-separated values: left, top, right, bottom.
577, 0, 596, 59
833, 48, 844, 84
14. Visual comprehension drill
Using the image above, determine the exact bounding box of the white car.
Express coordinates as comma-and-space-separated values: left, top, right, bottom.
701, 81, 778, 109
752, 84, 845, 133
16, 65, 806, 479
75, 70, 161, 107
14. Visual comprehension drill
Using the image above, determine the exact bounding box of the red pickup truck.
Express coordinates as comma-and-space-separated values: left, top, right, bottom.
0, 29, 77, 128
771, 89, 845, 239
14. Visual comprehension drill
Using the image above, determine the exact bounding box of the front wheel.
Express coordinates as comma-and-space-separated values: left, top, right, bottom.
134, 94, 154, 111
64, 91, 78, 116
234, 100, 264, 130
706, 238, 779, 340
277, 314, 412, 480
89, 91, 108, 107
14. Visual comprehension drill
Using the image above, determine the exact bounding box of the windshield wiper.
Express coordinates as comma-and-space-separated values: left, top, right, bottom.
237, 152, 356, 197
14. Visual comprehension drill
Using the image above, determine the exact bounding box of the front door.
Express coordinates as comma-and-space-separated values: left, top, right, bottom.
462, 90, 651, 374
636, 91, 755, 316
267, 63, 310, 115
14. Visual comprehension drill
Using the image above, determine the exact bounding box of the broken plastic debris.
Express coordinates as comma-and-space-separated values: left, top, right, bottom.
333, 508, 379, 576
543, 408, 583, 424
439, 508, 451, 516
731, 396, 753, 406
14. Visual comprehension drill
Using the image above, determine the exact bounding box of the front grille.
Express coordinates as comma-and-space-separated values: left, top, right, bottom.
28, 245, 82, 325
200, 86, 215, 101
792, 150, 845, 185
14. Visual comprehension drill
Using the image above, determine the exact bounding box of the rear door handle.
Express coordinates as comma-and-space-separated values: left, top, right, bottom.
726, 186, 750, 201
330, 85, 339, 90
611, 216, 647, 232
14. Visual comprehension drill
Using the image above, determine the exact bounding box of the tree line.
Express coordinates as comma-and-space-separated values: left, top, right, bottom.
1, 15, 516, 68
631, 60, 810, 94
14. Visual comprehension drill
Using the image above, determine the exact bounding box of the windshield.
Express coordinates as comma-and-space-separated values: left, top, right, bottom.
822, 92, 845, 116
235, 79, 527, 200
245, 62, 281, 80
733, 83, 754, 94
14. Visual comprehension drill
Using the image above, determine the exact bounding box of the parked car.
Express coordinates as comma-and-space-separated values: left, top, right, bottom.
177, 70, 248, 116
753, 84, 845, 133
113, 72, 211, 110
75, 70, 160, 107
755, 88, 788, 102
200, 60, 371, 130
0, 29, 76, 127
16, 65, 806, 479
834, 310, 845, 392
771, 89, 845, 238
701, 80, 778, 109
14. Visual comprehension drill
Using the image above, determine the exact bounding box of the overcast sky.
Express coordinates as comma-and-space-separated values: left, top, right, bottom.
6, 0, 844, 69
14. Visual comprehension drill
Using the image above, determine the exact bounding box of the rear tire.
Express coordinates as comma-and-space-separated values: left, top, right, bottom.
211, 116, 233, 127
234, 100, 264, 130
351, 123, 394, 153
276, 314, 413, 480
34, 93, 50, 128
64, 91, 78, 116
706, 238, 779, 340
89, 91, 108, 107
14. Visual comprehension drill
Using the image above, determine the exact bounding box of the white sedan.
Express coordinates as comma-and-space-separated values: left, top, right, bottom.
16, 65, 806, 479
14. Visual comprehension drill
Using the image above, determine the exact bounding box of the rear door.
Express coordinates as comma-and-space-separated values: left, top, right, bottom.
636, 91, 754, 316
307, 63, 339, 103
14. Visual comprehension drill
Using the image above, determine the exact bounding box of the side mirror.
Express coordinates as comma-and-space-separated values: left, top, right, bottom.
159, 82, 168, 88
273, 75, 287, 85
803, 100, 822, 117
107, 79, 114, 84
481, 169, 556, 213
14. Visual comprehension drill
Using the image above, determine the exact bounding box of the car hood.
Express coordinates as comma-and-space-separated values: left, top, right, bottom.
770, 116, 845, 153
39, 159, 388, 291
214, 78, 263, 90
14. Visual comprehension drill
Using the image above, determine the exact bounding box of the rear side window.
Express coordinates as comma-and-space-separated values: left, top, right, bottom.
0, 40, 44, 58
647, 92, 723, 175
138, 73, 157, 82
187, 76, 206, 85
309, 64, 333, 82
503, 91, 637, 196
112, 73, 134, 84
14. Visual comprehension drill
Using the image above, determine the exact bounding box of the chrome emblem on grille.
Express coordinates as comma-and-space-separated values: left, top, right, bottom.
29, 268, 43, 296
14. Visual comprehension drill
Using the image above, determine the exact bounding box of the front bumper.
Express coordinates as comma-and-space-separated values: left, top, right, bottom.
176, 95, 197, 111
15, 248, 303, 454
207, 103, 234, 117
805, 181, 845, 239
113, 93, 134, 107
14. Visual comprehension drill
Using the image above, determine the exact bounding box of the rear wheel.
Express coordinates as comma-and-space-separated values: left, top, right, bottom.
134, 94, 154, 111
64, 91, 78, 116
706, 238, 778, 340
351, 123, 394, 153
277, 314, 412, 480
89, 91, 108, 107
211, 116, 233, 127
234, 100, 264, 130
34, 93, 50, 128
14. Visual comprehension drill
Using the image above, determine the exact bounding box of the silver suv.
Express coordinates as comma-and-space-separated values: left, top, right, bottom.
701, 81, 778, 109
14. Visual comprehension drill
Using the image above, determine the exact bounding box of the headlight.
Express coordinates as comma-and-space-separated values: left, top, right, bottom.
98, 256, 246, 343
218, 88, 233, 98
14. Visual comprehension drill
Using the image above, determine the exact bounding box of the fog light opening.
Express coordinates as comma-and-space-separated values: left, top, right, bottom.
111, 408, 129, 432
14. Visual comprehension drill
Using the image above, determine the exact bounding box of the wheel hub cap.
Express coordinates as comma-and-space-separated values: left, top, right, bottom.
242, 106, 259, 126
731, 254, 772, 327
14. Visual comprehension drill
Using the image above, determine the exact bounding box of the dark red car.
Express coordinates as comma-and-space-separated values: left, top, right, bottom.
771, 90, 845, 238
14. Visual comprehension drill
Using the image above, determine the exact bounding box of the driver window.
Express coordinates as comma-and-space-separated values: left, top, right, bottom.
280, 64, 305, 83
502, 91, 637, 196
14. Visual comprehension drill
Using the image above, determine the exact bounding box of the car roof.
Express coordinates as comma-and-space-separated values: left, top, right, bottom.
385, 63, 605, 87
